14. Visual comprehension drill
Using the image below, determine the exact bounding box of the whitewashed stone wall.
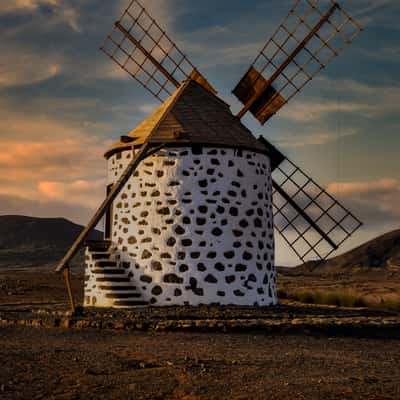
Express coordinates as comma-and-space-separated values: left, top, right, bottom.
98, 146, 276, 306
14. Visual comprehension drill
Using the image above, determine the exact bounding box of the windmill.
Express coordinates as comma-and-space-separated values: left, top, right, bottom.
57, 0, 363, 310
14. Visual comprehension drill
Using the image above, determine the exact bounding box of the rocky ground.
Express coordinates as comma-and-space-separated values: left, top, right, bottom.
1, 266, 400, 399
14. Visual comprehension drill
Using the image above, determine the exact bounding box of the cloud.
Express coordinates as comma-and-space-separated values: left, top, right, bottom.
274, 177, 400, 266
270, 77, 400, 150
0, 0, 55, 13
0, 134, 108, 225
0, 135, 107, 195
183, 39, 263, 68
0, 122, 108, 169
0, 136, 101, 179
350, 0, 400, 27
38, 179, 105, 208
0, 2, 84, 89
326, 178, 400, 226
278, 78, 400, 124
96, 62, 131, 81
117, 0, 178, 32
279, 100, 375, 124
360, 46, 400, 63
0, 47, 63, 87
0, 95, 110, 221
138, 103, 158, 114
274, 128, 358, 148
327, 78, 400, 107
93, 0, 182, 83
0, 0, 81, 31
327, 178, 399, 196
0, 193, 99, 225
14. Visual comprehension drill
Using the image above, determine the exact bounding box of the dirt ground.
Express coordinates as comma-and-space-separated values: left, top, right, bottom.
1, 267, 400, 399
0, 267, 83, 307
1, 326, 400, 400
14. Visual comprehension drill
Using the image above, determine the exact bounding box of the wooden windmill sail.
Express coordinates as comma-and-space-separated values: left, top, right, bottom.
57, 0, 363, 281
232, 0, 363, 262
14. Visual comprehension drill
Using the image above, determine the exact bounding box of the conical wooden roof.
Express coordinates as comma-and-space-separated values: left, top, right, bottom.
104, 79, 266, 158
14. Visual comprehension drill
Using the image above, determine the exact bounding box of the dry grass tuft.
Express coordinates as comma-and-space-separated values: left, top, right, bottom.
278, 289, 400, 311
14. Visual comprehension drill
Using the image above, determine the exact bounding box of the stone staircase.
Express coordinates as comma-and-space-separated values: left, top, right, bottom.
85, 240, 148, 308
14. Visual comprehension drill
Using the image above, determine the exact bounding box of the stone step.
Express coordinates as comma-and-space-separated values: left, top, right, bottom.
86, 239, 112, 246
96, 277, 131, 283
99, 285, 138, 291
113, 300, 149, 307
105, 293, 142, 299
92, 253, 111, 260
91, 269, 126, 275
87, 245, 111, 252
89, 248, 110, 253
95, 260, 118, 267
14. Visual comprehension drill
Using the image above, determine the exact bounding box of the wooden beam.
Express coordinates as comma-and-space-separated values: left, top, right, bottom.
237, 3, 339, 120
115, 21, 180, 89
63, 266, 75, 313
56, 143, 165, 273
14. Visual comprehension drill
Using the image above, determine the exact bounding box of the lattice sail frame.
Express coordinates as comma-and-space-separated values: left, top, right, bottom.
272, 157, 362, 264
101, 0, 213, 102
234, 0, 363, 124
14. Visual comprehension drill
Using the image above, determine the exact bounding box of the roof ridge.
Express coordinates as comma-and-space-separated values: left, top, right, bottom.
187, 79, 231, 109
169, 83, 221, 140
146, 79, 191, 141
183, 79, 254, 136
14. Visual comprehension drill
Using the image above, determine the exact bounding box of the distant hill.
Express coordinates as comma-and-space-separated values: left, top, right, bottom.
290, 230, 400, 275
0, 215, 102, 268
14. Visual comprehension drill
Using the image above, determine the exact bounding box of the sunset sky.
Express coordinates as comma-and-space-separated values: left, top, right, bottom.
0, 0, 399, 265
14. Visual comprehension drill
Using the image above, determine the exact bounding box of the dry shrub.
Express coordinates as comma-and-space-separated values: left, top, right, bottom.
279, 288, 400, 311
281, 289, 368, 308
372, 298, 400, 312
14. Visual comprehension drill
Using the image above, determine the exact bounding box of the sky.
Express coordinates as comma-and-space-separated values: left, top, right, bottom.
0, 0, 399, 266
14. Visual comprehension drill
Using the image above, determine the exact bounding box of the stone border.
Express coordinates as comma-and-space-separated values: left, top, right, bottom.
1, 305, 399, 338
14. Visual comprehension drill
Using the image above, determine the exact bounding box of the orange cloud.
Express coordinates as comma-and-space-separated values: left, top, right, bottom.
38, 179, 105, 208
0, 93, 116, 223
326, 178, 400, 219
327, 178, 399, 196
0, 138, 107, 181
0, 137, 107, 210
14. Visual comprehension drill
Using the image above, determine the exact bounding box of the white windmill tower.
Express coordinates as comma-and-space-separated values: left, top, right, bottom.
57, 0, 363, 310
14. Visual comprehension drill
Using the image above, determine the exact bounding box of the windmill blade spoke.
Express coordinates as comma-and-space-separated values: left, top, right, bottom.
233, 0, 362, 124
272, 157, 362, 265
101, 0, 215, 102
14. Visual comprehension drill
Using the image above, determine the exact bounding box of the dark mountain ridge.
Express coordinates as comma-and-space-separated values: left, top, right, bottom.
0, 215, 102, 268
291, 229, 400, 274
